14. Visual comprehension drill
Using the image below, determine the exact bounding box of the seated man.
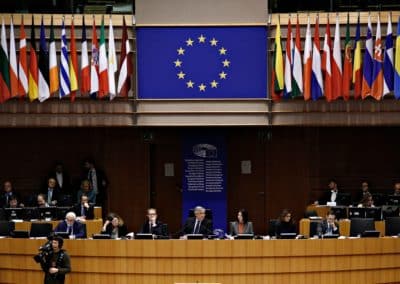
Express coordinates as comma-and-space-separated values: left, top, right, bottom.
393, 182, 400, 196
355, 181, 372, 204
37, 194, 49, 208
139, 208, 168, 237
54, 212, 85, 238
76, 179, 96, 205
181, 206, 213, 236
42, 178, 60, 206
72, 194, 94, 221
0, 181, 22, 208
318, 211, 340, 236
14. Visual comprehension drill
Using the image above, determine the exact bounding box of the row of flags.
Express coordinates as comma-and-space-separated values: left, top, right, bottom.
0, 15, 133, 103
272, 14, 400, 101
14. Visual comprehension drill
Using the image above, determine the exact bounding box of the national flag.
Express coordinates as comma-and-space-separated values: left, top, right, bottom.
311, 16, 323, 100
80, 16, 90, 95
69, 17, 78, 102
18, 16, 28, 98
322, 17, 333, 102
383, 13, 394, 96
332, 15, 342, 100
117, 16, 132, 98
395, 17, 400, 99
353, 14, 362, 99
361, 15, 373, 99
28, 16, 38, 101
49, 16, 59, 95
342, 13, 352, 100
291, 15, 303, 98
283, 18, 292, 98
59, 18, 70, 98
98, 16, 109, 98
371, 15, 384, 100
303, 16, 312, 101
108, 17, 117, 100
0, 18, 11, 103
90, 18, 99, 97
272, 19, 284, 100
9, 17, 18, 98
38, 17, 50, 102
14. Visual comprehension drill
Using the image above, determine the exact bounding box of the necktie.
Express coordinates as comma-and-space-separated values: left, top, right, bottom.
194, 221, 201, 234
48, 190, 52, 204
327, 224, 332, 234
81, 206, 85, 217
67, 225, 72, 235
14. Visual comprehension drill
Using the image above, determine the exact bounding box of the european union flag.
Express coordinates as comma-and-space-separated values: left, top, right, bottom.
137, 27, 267, 99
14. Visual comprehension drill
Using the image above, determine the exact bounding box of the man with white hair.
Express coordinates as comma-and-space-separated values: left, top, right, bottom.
181, 206, 213, 236
54, 211, 86, 238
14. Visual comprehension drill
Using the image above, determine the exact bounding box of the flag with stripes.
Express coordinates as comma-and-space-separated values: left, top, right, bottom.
98, 16, 109, 98
311, 16, 323, 100
9, 18, 18, 98
383, 13, 394, 96
271, 20, 284, 100
303, 17, 312, 101
371, 15, 383, 100
90, 18, 99, 98
332, 15, 342, 100
283, 18, 292, 98
291, 15, 302, 98
342, 13, 352, 100
108, 17, 117, 100
70, 17, 78, 102
59, 19, 70, 98
18, 16, 28, 98
117, 16, 132, 97
322, 17, 332, 102
395, 17, 400, 99
28, 16, 38, 101
49, 16, 59, 95
361, 15, 373, 99
352, 15, 362, 99
38, 17, 50, 102
0, 18, 11, 102
80, 16, 90, 95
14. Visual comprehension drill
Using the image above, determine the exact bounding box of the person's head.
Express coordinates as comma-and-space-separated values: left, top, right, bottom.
80, 194, 89, 205
9, 196, 18, 208
65, 212, 77, 226
328, 180, 337, 191
279, 209, 292, 223
80, 180, 91, 192
48, 178, 56, 189
3, 181, 12, 193
83, 158, 95, 170
326, 211, 336, 223
361, 181, 369, 192
37, 194, 47, 207
107, 213, 124, 227
54, 162, 64, 173
361, 193, 374, 207
147, 208, 157, 222
194, 206, 206, 221
237, 209, 249, 224
52, 236, 63, 252
394, 182, 400, 194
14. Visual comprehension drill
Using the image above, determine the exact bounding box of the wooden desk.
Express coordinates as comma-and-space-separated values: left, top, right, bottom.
306, 204, 331, 217
13, 219, 103, 238
0, 238, 400, 284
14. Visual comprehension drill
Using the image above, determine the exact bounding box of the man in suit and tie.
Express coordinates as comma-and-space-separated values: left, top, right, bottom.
42, 178, 60, 206
181, 206, 213, 236
54, 212, 86, 238
139, 208, 169, 237
72, 194, 94, 220
318, 211, 340, 236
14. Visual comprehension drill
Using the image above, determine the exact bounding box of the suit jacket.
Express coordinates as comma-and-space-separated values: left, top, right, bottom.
275, 221, 297, 236
229, 221, 254, 236
102, 223, 128, 238
54, 220, 86, 238
0, 192, 19, 208
318, 220, 340, 235
48, 171, 71, 193
72, 203, 94, 220
181, 217, 213, 236
42, 188, 61, 205
140, 220, 169, 237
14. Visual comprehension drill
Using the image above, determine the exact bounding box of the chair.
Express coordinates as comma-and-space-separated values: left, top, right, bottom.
0, 221, 15, 236
81, 223, 87, 238
350, 218, 375, 237
29, 223, 53, 238
304, 210, 317, 218
385, 217, 400, 236
268, 219, 278, 236
309, 220, 322, 237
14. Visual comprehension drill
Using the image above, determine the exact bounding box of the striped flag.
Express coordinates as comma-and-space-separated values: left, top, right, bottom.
291, 15, 302, 98
0, 18, 11, 103
342, 13, 352, 100
18, 16, 28, 98
38, 17, 50, 102
332, 15, 342, 100
28, 16, 38, 101
353, 14, 362, 99
395, 17, 400, 99
271, 19, 284, 100
371, 15, 383, 100
49, 16, 59, 95
311, 16, 323, 100
80, 16, 90, 95
9, 17, 18, 98
69, 18, 78, 102
283, 18, 292, 98
322, 17, 333, 102
361, 15, 373, 99
98, 16, 109, 98
59, 19, 70, 98
303, 16, 312, 101
383, 13, 394, 96
90, 18, 99, 98
108, 17, 117, 100
117, 16, 132, 97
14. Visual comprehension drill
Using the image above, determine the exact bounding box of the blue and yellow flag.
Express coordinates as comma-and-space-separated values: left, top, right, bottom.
137, 27, 267, 99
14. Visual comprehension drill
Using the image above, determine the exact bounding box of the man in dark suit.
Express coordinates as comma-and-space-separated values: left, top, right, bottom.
318, 211, 340, 236
0, 181, 22, 208
355, 181, 371, 204
181, 206, 213, 236
317, 179, 340, 205
42, 178, 61, 206
48, 161, 71, 193
139, 208, 169, 237
72, 194, 94, 220
54, 211, 86, 238
82, 158, 108, 207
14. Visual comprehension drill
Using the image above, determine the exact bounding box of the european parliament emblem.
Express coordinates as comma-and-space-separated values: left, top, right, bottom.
137, 27, 267, 99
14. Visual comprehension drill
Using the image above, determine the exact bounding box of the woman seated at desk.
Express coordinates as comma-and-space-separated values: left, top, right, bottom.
101, 213, 128, 239
229, 209, 254, 236
357, 193, 375, 208
275, 209, 297, 237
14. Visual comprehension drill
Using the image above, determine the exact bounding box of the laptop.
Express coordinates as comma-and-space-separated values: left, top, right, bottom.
135, 233, 154, 240
234, 234, 254, 239
186, 234, 204, 239
92, 234, 111, 239
361, 230, 380, 238
12, 230, 29, 238
279, 233, 297, 239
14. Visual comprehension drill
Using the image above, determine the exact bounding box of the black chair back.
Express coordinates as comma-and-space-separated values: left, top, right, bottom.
0, 220, 15, 236
385, 217, 400, 236
350, 218, 375, 237
30, 222, 53, 238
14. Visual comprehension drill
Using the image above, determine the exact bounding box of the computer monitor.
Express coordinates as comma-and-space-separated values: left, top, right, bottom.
387, 195, 400, 206
348, 207, 366, 219
234, 234, 254, 239
382, 205, 400, 219
365, 207, 382, 221
336, 193, 351, 206
385, 217, 400, 236
37, 207, 57, 220
24, 207, 39, 220
57, 207, 72, 220
4, 208, 25, 220
350, 218, 375, 237
188, 209, 213, 220
135, 233, 154, 239
361, 230, 380, 238
54, 232, 71, 239
330, 206, 348, 220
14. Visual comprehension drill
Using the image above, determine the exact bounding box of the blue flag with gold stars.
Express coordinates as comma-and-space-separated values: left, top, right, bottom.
137, 27, 267, 99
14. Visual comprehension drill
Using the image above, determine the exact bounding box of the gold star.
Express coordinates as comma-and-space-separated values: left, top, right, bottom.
177, 47, 185, 55
198, 83, 206, 91
219, 47, 227, 55
222, 59, 230, 67
210, 38, 218, 46
174, 59, 182, 67
177, 71, 186, 79
186, 38, 194, 46
210, 80, 218, 88
186, 80, 194, 88
198, 34, 206, 43
219, 72, 227, 79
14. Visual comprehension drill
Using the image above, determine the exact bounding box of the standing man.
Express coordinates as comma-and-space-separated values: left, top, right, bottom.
181, 206, 213, 236
42, 178, 60, 206
82, 158, 108, 207
40, 236, 71, 284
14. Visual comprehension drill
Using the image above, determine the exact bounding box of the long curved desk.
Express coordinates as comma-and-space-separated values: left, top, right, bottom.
1, 238, 400, 284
